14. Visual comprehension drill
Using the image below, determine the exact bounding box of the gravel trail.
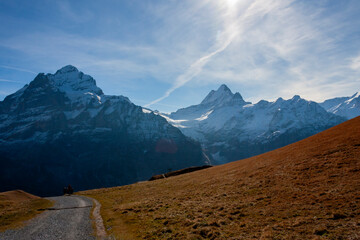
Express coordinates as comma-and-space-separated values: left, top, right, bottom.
0, 195, 96, 240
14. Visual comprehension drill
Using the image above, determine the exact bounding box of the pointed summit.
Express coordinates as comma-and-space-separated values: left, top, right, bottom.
55, 65, 79, 74
230, 92, 247, 104
291, 95, 301, 101
201, 84, 233, 105
200, 84, 247, 106
218, 84, 231, 93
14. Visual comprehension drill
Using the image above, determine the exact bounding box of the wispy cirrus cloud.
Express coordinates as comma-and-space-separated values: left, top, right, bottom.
0, 90, 10, 96
0, 0, 359, 111
350, 54, 360, 71
144, 21, 238, 107
185, 0, 360, 103
145, 0, 282, 107
56, 0, 93, 23
0, 31, 188, 78
0, 65, 37, 74
0, 78, 25, 83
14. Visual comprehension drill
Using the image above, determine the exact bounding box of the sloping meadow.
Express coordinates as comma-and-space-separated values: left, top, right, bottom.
80, 117, 360, 239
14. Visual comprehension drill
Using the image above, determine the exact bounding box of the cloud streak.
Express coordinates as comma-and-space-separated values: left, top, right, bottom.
0, 91, 10, 96
0, 78, 25, 83
350, 54, 360, 71
0, 0, 359, 111
144, 30, 237, 107
145, 0, 248, 107
0, 65, 37, 74
186, 0, 360, 103
145, 0, 308, 107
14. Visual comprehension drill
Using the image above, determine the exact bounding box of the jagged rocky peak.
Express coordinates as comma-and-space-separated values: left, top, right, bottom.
230, 92, 249, 105
289, 95, 304, 104
291, 95, 301, 100
201, 84, 246, 105
218, 84, 231, 92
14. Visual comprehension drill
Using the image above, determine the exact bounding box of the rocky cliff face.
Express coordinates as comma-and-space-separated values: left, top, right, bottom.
160, 85, 346, 164
0, 65, 207, 196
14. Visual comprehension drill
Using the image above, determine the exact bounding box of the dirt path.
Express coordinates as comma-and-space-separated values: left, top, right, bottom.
0, 195, 96, 240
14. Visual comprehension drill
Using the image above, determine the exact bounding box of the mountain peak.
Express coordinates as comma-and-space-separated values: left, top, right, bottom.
218, 84, 231, 92
47, 65, 104, 98
200, 84, 248, 106
201, 84, 234, 105
291, 95, 301, 101
55, 65, 79, 74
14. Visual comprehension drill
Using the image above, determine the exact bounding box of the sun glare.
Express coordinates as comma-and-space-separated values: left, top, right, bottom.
226, 0, 239, 7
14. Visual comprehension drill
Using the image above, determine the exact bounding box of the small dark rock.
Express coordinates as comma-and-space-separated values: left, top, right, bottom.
332, 213, 346, 220
314, 229, 328, 236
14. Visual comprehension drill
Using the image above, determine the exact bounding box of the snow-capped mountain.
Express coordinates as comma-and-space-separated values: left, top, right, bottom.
160, 85, 346, 164
0, 65, 206, 196
319, 92, 360, 119
161, 84, 251, 140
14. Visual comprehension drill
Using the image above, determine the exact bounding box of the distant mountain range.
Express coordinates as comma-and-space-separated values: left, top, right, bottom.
1, 65, 358, 195
159, 84, 358, 164
0, 65, 207, 196
319, 92, 360, 119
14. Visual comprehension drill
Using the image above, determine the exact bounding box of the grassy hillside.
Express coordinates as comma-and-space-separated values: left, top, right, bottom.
80, 117, 360, 239
0, 190, 53, 232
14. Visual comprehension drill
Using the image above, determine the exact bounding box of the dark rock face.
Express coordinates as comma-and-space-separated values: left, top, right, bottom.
0, 66, 206, 196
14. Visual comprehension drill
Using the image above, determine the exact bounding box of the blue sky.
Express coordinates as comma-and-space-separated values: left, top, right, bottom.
0, 0, 359, 112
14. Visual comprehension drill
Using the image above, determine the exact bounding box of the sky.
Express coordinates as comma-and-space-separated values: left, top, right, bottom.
0, 0, 359, 113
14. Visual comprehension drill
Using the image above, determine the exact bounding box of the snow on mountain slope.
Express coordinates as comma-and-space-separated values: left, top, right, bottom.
0, 66, 133, 142
51, 65, 104, 98
159, 84, 250, 140
0, 65, 206, 196
319, 92, 360, 119
161, 85, 346, 164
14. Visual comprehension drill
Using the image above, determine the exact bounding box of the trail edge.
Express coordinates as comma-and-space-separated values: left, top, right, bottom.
92, 198, 107, 239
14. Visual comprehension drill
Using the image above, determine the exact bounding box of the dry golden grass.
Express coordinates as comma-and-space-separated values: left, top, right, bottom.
80, 117, 360, 239
0, 190, 53, 232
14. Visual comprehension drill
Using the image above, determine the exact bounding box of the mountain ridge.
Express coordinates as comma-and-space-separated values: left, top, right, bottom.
160, 84, 348, 164
1, 68, 358, 195
320, 91, 360, 119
